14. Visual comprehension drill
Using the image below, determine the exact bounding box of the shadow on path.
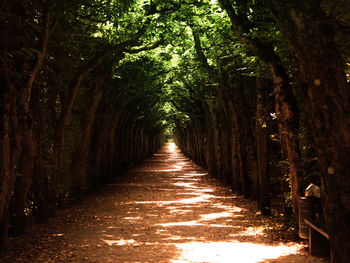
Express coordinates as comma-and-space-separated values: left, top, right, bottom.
1, 143, 328, 263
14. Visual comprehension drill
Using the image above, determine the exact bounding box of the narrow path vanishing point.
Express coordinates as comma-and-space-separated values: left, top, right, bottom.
2, 143, 328, 263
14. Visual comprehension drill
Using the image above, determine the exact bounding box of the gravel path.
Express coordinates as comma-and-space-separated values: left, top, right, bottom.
1, 143, 328, 263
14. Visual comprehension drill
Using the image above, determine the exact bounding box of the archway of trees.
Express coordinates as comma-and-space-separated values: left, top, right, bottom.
1, 0, 349, 261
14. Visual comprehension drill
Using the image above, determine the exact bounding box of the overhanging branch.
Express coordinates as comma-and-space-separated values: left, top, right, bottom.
123, 39, 164, 54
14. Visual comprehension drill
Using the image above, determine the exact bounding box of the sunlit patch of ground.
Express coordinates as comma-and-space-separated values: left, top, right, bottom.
158, 221, 204, 227
2, 142, 328, 263
172, 241, 303, 263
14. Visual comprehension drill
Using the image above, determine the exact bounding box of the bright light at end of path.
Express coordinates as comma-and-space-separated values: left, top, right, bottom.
168, 142, 176, 152
171, 241, 303, 263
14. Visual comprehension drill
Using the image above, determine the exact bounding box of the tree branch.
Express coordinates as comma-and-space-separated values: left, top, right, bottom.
21, 7, 52, 112
217, 0, 281, 66
123, 39, 164, 54
190, 28, 217, 81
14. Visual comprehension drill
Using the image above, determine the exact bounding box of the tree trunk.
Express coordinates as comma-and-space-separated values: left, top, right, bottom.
10, 113, 36, 233
217, 78, 241, 194
203, 102, 217, 176
0, 97, 11, 250
113, 104, 138, 173
236, 77, 258, 200
10, 7, 53, 227
0, 96, 20, 250
218, 0, 302, 217
269, 1, 350, 259
271, 63, 302, 218
50, 48, 117, 206
256, 77, 273, 215
32, 117, 50, 223
71, 84, 104, 201
0, 69, 11, 249
209, 103, 222, 179
230, 78, 253, 198
303, 50, 349, 263
225, 98, 242, 194
89, 111, 109, 187
215, 98, 231, 184
0, 210, 9, 251
0, 5, 51, 247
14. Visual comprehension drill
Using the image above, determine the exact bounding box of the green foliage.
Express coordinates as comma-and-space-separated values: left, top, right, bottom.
4, 0, 341, 234
116, 53, 170, 133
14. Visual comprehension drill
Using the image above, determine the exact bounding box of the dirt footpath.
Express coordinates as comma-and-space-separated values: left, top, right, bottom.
1, 143, 329, 263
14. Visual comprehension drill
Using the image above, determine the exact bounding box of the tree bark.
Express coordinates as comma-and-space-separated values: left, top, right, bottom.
256, 77, 273, 215
51, 48, 117, 201
0, 64, 12, 249
71, 81, 104, 201
0, 94, 11, 249
0, 96, 20, 250
10, 113, 36, 233
51, 33, 152, 202
270, 2, 350, 260
218, 0, 302, 217
202, 102, 217, 176
0, 5, 52, 247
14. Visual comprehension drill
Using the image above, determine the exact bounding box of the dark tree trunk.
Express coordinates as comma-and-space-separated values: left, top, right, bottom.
202, 102, 217, 176
256, 77, 273, 215
10, 7, 53, 227
90, 111, 110, 187
106, 109, 122, 178
227, 99, 242, 194
71, 84, 104, 201
231, 78, 254, 198
50, 48, 119, 206
271, 63, 302, 219
31, 81, 50, 223
210, 104, 222, 179
32, 139, 50, 224
0, 102, 11, 249
217, 68, 241, 194
236, 77, 258, 200
10, 114, 36, 234
0, 210, 9, 251
0, 73, 11, 250
215, 96, 232, 184
52, 57, 104, 203
0, 5, 51, 247
0, 96, 20, 250
269, 2, 350, 260
218, 0, 302, 217
113, 105, 137, 173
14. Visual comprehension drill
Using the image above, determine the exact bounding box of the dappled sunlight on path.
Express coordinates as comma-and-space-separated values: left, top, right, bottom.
2, 143, 327, 262
172, 242, 301, 263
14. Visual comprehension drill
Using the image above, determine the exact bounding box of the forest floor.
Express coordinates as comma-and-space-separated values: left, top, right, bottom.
1, 143, 329, 263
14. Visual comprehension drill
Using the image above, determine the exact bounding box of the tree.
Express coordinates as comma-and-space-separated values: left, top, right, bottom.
0, 0, 165, 248
268, 1, 350, 260
217, 0, 303, 219
1, 0, 350, 258
0, 0, 59, 248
